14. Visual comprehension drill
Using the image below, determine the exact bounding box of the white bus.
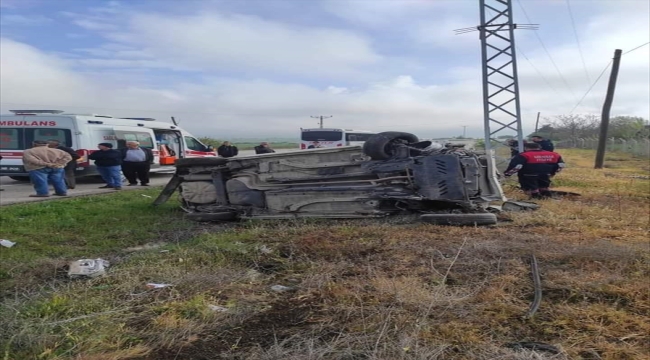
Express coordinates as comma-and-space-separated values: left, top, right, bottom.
0, 109, 216, 181
300, 128, 376, 149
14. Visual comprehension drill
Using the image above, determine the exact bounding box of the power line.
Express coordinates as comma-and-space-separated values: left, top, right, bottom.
565, 0, 592, 86
569, 40, 650, 114
515, 0, 579, 102
568, 60, 612, 114
622, 41, 649, 55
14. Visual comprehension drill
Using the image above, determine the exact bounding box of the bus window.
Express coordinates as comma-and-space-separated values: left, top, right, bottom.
0, 129, 21, 150
345, 133, 374, 142
301, 131, 343, 142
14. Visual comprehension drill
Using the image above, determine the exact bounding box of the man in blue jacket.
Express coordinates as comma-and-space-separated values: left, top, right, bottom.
530, 135, 554, 152
88, 143, 123, 190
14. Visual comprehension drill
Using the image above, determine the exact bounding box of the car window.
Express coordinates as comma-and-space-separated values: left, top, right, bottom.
184, 136, 205, 151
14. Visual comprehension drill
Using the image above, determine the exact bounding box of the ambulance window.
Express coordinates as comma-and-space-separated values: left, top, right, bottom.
115, 131, 154, 149
0, 129, 21, 150
31, 129, 71, 146
136, 133, 154, 148
184, 136, 205, 151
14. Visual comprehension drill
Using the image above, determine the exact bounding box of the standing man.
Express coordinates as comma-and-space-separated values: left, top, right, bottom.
504, 142, 565, 199
47, 139, 80, 189
22, 140, 72, 197
217, 141, 239, 158
89, 143, 123, 190
530, 135, 554, 151
119, 141, 154, 186
254, 142, 276, 154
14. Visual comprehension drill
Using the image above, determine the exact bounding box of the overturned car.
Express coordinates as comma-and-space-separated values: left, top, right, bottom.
153, 132, 505, 225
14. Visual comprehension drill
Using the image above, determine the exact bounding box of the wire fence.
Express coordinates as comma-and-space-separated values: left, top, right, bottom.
555, 138, 650, 158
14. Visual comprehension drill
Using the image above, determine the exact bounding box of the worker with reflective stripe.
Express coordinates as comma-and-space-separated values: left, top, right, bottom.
504, 142, 565, 199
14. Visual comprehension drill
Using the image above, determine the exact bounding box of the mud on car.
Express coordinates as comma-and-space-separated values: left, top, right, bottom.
153, 132, 505, 226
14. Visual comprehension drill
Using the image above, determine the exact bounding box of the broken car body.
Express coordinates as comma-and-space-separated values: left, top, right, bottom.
153, 132, 505, 225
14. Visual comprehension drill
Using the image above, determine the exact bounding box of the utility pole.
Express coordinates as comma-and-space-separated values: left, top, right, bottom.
311, 115, 332, 129
461, 125, 467, 138
595, 49, 622, 169
534, 112, 541, 133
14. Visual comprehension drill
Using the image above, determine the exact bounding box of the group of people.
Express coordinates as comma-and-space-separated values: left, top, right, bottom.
216, 141, 276, 158
17, 140, 153, 197
504, 135, 565, 199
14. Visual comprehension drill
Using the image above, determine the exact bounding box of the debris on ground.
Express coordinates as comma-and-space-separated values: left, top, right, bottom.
68, 259, 110, 278
270, 285, 294, 293
146, 283, 172, 289
502, 201, 541, 212
207, 305, 228, 312
141, 194, 152, 198
0, 239, 16, 248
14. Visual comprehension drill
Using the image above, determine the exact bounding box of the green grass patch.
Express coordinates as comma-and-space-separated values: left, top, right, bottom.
0, 188, 195, 295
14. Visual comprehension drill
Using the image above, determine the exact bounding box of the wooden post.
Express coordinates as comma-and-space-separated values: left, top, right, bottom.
595, 49, 622, 169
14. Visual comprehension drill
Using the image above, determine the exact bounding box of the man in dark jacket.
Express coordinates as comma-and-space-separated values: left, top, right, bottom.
88, 143, 123, 190
530, 135, 554, 151
119, 141, 154, 186
504, 142, 565, 199
217, 141, 239, 158
254, 142, 275, 154
47, 139, 81, 189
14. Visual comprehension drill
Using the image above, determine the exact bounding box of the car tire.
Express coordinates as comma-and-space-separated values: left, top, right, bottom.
420, 213, 497, 226
363, 131, 420, 160
185, 211, 238, 222
175, 157, 228, 167
9, 176, 30, 182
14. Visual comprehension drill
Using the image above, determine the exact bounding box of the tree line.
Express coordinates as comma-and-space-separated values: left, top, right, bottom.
533, 115, 649, 140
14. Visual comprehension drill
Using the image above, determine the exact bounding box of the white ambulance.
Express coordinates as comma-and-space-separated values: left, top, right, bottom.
0, 110, 216, 181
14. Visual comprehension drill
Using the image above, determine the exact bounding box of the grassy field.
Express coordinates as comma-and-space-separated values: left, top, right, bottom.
198, 138, 299, 151
1, 149, 648, 360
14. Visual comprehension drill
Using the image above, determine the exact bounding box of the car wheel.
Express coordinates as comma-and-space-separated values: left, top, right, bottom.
363, 131, 420, 160
184, 211, 238, 222
9, 176, 30, 182
175, 157, 228, 167
420, 213, 497, 226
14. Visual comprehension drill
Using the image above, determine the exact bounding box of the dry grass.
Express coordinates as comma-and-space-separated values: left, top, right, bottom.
1, 149, 649, 360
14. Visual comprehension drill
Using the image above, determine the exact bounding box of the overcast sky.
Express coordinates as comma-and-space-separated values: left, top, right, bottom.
1, 0, 648, 139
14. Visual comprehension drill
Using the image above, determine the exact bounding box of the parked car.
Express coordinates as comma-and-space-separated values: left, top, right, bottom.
153, 132, 505, 225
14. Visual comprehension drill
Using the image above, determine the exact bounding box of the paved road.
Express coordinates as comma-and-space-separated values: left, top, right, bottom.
0, 149, 296, 206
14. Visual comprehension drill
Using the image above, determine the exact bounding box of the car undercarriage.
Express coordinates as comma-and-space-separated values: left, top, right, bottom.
153, 132, 505, 226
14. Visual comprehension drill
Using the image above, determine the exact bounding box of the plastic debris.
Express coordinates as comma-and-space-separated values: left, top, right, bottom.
502, 201, 541, 212
258, 245, 272, 254
207, 305, 228, 312
68, 259, 110, 278
141, 194, 152, 198
0, 239, 16, 248
270, 285, 294, 292
146, 283, 172, 289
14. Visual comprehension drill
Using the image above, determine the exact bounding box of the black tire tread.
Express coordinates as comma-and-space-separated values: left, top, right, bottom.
363, 131, 419, 160
420, 213, 497, 226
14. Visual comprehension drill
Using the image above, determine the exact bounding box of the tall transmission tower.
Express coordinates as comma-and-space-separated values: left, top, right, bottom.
455, 0, 537, 163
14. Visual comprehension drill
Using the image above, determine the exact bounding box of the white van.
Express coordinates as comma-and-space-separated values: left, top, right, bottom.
0, 110, 216, 181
